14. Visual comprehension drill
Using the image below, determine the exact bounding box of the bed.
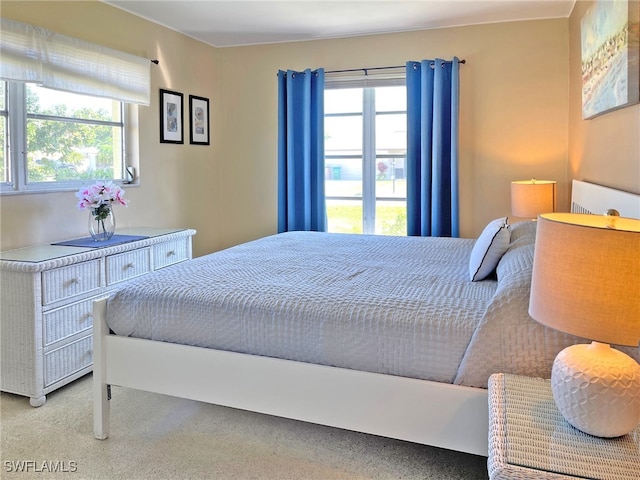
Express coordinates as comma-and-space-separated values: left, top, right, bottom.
93, 180, 640, 456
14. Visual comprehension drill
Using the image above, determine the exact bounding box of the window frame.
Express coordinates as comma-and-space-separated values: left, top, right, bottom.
1, 81, 133, 195
324, 79, 407, 235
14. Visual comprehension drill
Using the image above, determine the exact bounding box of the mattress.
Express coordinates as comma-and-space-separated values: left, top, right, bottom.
106, 231, 498, 384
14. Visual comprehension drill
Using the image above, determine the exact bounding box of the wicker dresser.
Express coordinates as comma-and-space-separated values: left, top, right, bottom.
0, 228, 196, 406
488, 373, 640, 480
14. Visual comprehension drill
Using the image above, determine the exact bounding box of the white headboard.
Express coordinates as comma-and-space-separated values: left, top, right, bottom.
571, 180, 640, 219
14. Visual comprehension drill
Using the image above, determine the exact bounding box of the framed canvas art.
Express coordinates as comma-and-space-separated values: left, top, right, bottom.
581, 0, 640, 119
189, 95, 210, 145
159, 89, 184, 144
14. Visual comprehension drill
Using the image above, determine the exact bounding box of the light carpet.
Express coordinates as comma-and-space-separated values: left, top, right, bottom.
1, 374, 488, 479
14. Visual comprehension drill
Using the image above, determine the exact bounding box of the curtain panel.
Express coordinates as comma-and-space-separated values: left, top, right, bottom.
277, 68, 326, 233
406, 58, 460, 237
0, 18, 150, 105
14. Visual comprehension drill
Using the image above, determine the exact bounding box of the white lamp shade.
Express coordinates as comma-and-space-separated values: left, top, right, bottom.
529, 213, 640, 346
511, 180, 556, 218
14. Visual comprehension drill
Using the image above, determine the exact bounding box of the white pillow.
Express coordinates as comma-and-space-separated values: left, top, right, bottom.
469, 217, 510, 281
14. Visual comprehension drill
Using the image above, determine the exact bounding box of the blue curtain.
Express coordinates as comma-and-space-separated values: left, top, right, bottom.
277, 68, 326, 233
406, 58, 460, 237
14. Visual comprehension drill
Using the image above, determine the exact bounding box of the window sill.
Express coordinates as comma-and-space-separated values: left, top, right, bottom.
0, 182, 140, 196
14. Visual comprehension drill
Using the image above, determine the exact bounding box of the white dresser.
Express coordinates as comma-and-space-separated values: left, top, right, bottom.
0, 228, 196, 406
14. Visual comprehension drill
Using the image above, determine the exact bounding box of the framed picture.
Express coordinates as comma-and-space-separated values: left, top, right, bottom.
189, 95, 210, 145
581, 0, 640, 119
159, 89, 184, 144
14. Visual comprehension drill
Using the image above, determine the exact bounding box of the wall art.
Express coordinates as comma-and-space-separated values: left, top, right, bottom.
189, 95, 210, 145
160, 88, 184, 143
581, 0, 639, 119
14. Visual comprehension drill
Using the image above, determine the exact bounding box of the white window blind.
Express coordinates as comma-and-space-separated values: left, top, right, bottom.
0, 18, 150, 105
325, 68, 406, 89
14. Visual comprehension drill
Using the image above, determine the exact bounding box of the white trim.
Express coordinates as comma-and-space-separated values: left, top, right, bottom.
362, 88, 376, 233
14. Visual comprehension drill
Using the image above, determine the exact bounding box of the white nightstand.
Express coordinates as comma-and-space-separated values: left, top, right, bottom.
0, 228, 196, 406
488, 373, 640, 480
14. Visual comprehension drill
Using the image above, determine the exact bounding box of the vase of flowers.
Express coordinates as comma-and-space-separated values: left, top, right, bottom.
76, 181, 128, 241
88, 208, 115, 242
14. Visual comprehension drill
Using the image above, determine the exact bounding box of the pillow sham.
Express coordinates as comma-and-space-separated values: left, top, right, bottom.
469, 217, 510, 281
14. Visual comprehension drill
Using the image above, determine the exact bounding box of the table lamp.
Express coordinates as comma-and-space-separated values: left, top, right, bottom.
511, 179, 556, 219
529, 212, 640, 437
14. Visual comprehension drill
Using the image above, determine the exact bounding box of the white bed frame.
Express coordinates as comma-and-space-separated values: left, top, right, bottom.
93, 180, 640, 456
571, 179, 640, 217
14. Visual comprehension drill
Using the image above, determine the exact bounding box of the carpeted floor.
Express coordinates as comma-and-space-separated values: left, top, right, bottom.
1, 374, 488, 479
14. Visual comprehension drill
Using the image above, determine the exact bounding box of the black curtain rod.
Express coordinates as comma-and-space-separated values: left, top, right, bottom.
326, 59, 466, 75
326, 65, 404, 74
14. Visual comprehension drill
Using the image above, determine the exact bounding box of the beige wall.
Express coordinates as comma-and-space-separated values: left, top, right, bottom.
1, 1, 574, 255
568, 0, 640, 195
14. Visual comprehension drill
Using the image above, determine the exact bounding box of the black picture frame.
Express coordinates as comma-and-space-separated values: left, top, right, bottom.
189, 95, 210, 145
159, 88, 184, 144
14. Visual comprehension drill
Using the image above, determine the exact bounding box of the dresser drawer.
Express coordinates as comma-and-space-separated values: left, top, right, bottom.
44, 335, 92, 387
153, 238, 190, 269
42, 260, 102, 305
106, 248, 151, 285
43, 298, 94, 346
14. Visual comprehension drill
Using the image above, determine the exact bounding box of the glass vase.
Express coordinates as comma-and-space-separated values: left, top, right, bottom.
89, 209, 115, 241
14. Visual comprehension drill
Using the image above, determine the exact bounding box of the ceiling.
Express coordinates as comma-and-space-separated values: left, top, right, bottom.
104, 0, 576, 48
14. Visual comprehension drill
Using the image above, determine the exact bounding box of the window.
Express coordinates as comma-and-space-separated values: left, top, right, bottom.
325, 85, 407, 235
0, 18, 150, 194
1, 81, 127, 193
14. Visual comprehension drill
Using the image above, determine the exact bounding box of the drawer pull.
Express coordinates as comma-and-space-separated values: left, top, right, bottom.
167, 250, 176, 257
124, 263, 135, 270
67, 278, 80, 286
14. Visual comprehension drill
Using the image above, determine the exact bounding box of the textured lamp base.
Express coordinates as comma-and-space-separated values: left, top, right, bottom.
551, 342, 640, 438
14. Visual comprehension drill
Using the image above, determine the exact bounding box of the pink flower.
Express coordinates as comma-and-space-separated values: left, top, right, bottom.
75, 181, 128, 211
